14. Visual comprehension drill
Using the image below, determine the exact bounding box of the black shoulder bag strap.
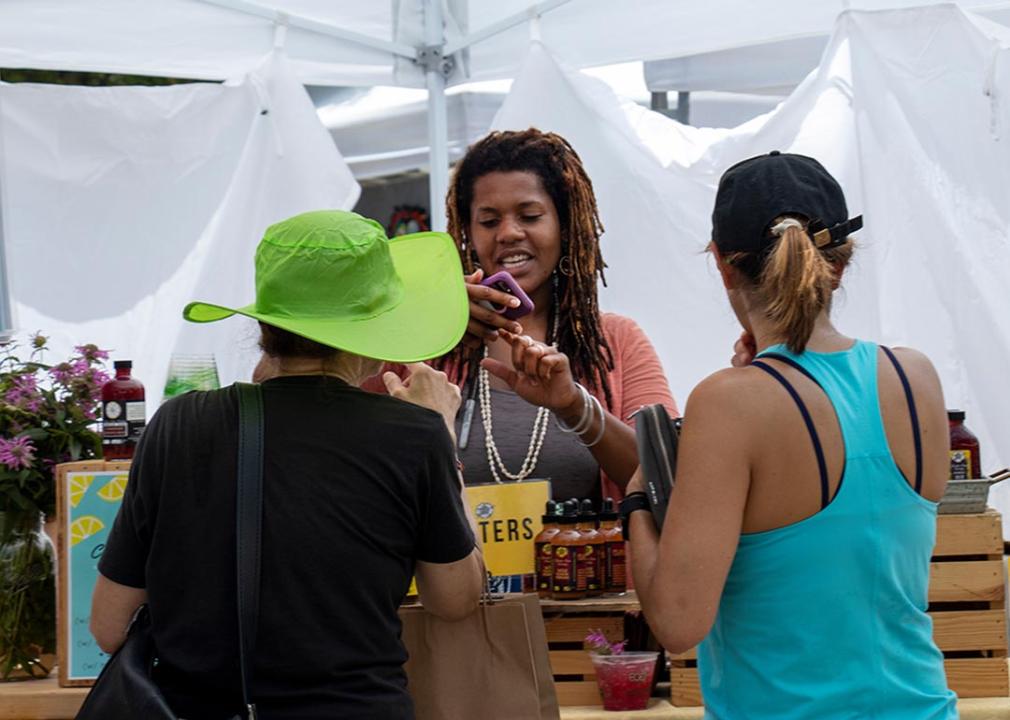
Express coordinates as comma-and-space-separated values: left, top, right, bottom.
235, 382, 263, 720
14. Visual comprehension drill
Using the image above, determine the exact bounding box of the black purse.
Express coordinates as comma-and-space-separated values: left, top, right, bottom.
76, 382, 264, 720
633, 404, 682, 532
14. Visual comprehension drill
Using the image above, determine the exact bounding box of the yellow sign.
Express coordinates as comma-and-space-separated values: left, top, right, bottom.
464, 480, 551, 576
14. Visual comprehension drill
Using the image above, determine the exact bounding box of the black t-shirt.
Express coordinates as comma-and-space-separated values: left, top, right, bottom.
99, 376, 475, 719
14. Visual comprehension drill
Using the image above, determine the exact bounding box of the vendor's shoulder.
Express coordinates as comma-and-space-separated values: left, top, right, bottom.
599, 312, 651, 341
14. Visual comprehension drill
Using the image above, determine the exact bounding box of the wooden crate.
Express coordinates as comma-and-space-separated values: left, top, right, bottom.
669, 510, 1009, 706
540, 593, 640, 707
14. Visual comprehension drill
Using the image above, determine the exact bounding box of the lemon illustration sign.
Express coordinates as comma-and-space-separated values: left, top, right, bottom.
464, 480, 550, 577
59, 468, 129, 683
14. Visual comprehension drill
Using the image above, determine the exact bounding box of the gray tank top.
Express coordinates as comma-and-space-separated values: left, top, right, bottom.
455, 387, 602, 504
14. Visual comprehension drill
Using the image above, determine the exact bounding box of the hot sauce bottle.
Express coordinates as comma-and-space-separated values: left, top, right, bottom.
578, 499, 605, 597
598, 498, 626, 594
948, 410, 982, 480
551, 501, 585, 600
102, 360, 145, 460
534, 501, 560, 598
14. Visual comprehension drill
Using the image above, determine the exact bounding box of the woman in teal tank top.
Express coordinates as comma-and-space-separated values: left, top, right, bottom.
626, 153, 957, 718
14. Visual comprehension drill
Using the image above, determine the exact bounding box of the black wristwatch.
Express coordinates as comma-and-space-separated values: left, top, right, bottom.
619, 492, 651, 541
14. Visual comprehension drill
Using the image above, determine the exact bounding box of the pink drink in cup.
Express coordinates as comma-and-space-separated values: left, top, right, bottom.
590, 651, 658, 711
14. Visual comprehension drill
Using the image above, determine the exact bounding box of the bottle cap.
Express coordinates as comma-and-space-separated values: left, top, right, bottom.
599, 497, 618, 521
948, 410, 965, 422
560, 500, 580, 521
579, 498, 597, 523
113, 360, 133, 370
542, 500, 559, 523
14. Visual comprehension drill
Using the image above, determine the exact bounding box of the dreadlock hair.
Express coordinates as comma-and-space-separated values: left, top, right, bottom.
441, 128, 615, 408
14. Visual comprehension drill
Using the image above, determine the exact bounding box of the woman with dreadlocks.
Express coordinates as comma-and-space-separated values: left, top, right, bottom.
443, 129, 676, 510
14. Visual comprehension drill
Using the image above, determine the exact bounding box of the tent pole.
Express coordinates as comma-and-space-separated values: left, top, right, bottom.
423, 0, 450, 232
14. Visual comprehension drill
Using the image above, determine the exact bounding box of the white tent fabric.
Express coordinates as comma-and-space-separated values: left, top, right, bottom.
3, 0, 1009, 87
643, 4, 1010, 95
322, 87, 783, 180
492, 7, 1010, 494
323, 90, 504, 180
1, 52, 359, 405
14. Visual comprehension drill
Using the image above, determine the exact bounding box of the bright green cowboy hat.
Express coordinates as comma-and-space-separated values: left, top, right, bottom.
183, 210, 468, 363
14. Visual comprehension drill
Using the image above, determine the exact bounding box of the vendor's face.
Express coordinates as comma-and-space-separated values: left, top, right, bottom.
468, 171, 562, 298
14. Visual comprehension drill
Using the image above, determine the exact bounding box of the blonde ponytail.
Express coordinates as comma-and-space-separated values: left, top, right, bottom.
758, 218, 845, 353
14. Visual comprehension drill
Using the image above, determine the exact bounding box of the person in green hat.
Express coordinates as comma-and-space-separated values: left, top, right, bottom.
90, 210, 484, 719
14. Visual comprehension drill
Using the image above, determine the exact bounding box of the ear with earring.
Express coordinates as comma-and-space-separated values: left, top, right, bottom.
557, 255, 573, 277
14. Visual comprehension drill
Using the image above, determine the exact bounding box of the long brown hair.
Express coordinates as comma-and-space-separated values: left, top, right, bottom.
442, 129, 615, 407
720, 216, 855, 353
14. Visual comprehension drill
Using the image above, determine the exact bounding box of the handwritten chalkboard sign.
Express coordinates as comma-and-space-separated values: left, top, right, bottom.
56, 460, 131, 687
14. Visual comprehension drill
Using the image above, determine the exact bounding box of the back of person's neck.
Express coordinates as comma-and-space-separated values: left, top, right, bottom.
751, 315, 852, 355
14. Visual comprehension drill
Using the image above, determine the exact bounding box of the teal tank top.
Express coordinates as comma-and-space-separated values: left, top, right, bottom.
697, 340, 957, 719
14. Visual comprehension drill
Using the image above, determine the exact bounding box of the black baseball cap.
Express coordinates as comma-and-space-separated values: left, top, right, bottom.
711, 151, 863, 254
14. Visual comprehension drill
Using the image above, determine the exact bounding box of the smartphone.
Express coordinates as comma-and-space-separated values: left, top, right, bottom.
479, 271, 534, 320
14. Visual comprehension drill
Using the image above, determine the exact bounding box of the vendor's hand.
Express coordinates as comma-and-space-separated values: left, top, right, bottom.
731, 331, 757, 368
481, 330, 581, 415
383, 363, 461, 442
462, 269, 524, 349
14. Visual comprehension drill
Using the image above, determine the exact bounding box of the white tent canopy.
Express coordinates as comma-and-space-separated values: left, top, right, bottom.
4, 0, 1010, 86
643, 4, 1010, 95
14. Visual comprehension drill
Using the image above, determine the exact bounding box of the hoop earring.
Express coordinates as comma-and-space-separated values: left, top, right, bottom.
558, 255, 574, 277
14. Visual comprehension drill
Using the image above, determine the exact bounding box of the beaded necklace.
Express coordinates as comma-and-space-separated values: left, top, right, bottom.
478, 309, 558, 483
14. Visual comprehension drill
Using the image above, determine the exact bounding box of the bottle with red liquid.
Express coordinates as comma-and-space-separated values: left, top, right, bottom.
948, 410, 981, 480
102, 361, 146, 460
550, 501, 585, 600
578, 499, 605, 597
533, 501, 560, 598
598, 498, 626, 594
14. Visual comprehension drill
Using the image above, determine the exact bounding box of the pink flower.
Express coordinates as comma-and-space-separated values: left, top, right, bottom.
75, 344, 109, 362
4, 373, 42, 410
49, 363, 74, 385
0, 436, 36, 470
86, 367, 111, 388
585, 629, 626, 656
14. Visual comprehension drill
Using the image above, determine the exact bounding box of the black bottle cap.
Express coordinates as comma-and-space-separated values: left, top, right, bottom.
559, 500, 580, 523
579, 499, 597, 523
599, 497, 618, 521
542, 501, 559, 523
113, 360, 132, 370
948, 410, 965, 422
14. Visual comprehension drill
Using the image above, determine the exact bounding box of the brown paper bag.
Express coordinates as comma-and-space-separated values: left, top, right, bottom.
399, 593, 560, 720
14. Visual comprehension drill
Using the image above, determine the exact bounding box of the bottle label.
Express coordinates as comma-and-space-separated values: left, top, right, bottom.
606, 541, 627, 591
577, 544, 597, 592
536, 541, 553, 592
950, 450, 971, 480
126, 401, 146, 441
551, 545, 577, 593
102, 401, 128, 440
